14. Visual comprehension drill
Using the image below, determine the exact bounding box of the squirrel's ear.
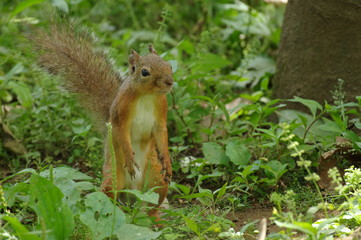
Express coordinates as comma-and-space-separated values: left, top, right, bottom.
129, 49, 140, 74
148, 44, 158, 55
129, 49, 140, 65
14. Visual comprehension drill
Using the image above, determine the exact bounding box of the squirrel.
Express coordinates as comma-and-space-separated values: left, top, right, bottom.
32, 21, 173, 223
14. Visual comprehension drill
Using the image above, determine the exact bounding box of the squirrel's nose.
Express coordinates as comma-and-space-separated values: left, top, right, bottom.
164, 76, 173, 86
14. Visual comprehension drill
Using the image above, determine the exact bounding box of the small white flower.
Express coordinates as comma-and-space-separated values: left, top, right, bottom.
180, 156, 201, 168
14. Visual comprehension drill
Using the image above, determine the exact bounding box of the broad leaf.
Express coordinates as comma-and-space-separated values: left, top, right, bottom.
29, 175, 74, 240
51, 0, 68, 12
11, 0, 44, 18
80, 192, 126, 240
1, 215, 40, 240
215, 182, 228, 203
275, 220, 317, 237
116, 224, 162, 240
225, 140, 251, 167
184, 217, 200, 236
289, 96, 322, 117
8, 82, 33, 108
193, 53, 231, 73
202, 142, 229, 165
119, 189, 159, 205
40, 166, 92, 180
4, 183, 30, 207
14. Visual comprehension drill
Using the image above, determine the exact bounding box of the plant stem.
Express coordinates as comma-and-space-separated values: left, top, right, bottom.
303, 109, 325, 140
106, 122, 117, 237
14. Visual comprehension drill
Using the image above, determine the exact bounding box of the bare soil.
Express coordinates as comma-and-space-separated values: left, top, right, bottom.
226, 204, 280, 239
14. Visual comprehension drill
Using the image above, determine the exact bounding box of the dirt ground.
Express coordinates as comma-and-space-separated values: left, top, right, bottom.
226, 205, 279, 239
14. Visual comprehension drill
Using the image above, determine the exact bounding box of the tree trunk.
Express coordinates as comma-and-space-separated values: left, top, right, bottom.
273, 0, 361, 109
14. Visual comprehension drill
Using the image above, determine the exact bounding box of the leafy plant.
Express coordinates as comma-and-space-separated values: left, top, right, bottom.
1, 167, 161, 240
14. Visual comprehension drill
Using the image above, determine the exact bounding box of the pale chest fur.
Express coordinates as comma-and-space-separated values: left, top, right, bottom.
131, 95, 156, 141
125, 95, 157, 189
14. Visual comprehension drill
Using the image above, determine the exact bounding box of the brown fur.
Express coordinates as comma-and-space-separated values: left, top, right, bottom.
33, 22, 173, 224
32, 22, 120, 133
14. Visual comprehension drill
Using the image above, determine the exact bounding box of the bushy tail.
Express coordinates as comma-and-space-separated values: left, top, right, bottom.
32, 20, 121, 132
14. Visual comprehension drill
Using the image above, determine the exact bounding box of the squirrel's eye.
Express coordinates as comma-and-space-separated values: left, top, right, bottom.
141, 69, 150, 77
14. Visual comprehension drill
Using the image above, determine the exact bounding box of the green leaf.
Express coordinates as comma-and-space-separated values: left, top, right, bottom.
8, 82, 33, 108
225, 140, 251, 166
0, 168, 36, 183
239, 219, 259, 234
4, 182, 30, 207
215, 182, 228, 203
202, 223, 221, 234
53, 177, 81, 211
194, 172, 223, 190
354, 121, 361, 130
87, 137, 101, 149
231, 176, 246, 183
241, 56, 275, 86
297, 113, 309, 127
190, 95, 214, 104
289, 96, 323, 117
198, 187, 214, 206
222, 12, 271, 37
80, 192, 126, 240
318, 121, 341, 133
342, 130, 361, 150
180, 192, 213, 200
168, 60, 178, 73
40, 167, 92, 181
51, 0, 69, 12
10, 0, 44, 18
260, 77, 269, 91
275, 220, 317, 237
116, 224, 162, 240
241, 165, 255, 178
355, 142, 361, 149
184, 217, 200, 236
29, 174, 74, 240
1, 215, 40, 240
220, 2, 249, 11
75, 181, 96, 191
316, 217, 338, 230
259, 160, 288, 181
72, 124, 91, 135
218, 101, 230, 124
177, 39, 195, 54
202, 142, 229, 165
5, 63, 24, 78
174, 184, 190, 195
119, 189, 159, 205
256, 128, 276, 138
193, 53, 231, 73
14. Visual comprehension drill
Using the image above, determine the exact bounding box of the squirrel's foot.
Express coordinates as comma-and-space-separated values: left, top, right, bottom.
158, 154, 172, 183
124, 155, 140, 179
162, 161, 172, 183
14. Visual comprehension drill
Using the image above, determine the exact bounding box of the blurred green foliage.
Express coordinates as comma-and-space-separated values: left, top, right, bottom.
0, 0, 284, 171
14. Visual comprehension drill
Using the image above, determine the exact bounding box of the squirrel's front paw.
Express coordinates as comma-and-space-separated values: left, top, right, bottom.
124, 155, 140, 179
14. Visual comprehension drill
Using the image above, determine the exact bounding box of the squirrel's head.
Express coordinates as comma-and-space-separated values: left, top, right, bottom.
128, 45, 173, 95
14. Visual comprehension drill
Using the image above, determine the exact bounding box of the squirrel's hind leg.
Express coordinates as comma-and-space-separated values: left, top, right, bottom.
143, 149, 170, 226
